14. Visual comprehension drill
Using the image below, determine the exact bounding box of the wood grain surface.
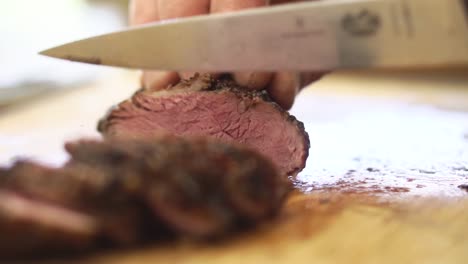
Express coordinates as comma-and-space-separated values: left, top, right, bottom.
1, 69, 467, 263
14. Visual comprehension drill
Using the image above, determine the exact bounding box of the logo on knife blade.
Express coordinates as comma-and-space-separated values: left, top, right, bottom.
341, 9, 381, 37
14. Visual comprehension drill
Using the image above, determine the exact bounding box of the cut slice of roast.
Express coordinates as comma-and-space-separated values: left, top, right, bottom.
0, 136, 289, 259
98, 74, 310, 177
0, 190, 97, 258
1, 161, 152, 246
65, 136, 290, 237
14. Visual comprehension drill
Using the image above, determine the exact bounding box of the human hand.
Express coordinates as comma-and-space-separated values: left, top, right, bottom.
129, 0, 326, 109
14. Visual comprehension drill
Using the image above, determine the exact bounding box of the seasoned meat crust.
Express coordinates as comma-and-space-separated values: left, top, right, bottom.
0, 136, 289, 259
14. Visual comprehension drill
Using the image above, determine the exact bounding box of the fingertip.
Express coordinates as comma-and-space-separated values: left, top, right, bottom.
267, 72, 298, 110
142, 71, 180, 91
298, 71, 328, 90
178, 71, 198, 80
211, 0, 268, 13
159, 0, 210, 20
270, 0, 304, 5
233, 72, 273, 90
129, 0, 160, 26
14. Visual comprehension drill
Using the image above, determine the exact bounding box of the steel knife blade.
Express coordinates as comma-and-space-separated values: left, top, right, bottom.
40, 0, 468, 72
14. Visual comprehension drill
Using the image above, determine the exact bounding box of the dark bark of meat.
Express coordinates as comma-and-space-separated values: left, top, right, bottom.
0, 136, 289, 259
0, 190, 97, 259
65, 136, 290, 237
1, 161, 154, 246
98, 74, 310, 177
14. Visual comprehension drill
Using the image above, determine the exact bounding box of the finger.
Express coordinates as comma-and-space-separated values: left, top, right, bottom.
211, 0, 270, 89
141, 71, 180, 91
130, 1, 180, 91
270, 0, 304, 5
178, 71, 198, 80
211, 0, 268, 12
272, 0, 328, 92
129, 0, 160, 26
267, 72, 298, 110
298, 71, 328, 90
159, 0, 211, 80
232, 72, 274, 90
159, 0, 210, 20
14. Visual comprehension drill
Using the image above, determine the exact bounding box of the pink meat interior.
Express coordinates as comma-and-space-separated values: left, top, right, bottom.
106, 90, 307, 176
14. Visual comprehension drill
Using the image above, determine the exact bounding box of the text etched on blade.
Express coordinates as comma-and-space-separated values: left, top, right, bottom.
281, 17, 326, 39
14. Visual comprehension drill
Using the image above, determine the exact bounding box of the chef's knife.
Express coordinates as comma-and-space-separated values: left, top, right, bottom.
40, 0, 468, 72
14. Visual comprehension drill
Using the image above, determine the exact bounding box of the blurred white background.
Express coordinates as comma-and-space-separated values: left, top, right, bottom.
0, 0, 129, 105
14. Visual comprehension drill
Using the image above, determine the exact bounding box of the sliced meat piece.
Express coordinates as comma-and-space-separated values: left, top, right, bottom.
66, 136, 290, 237
98, 74, 310, 177
0, 136, 289, 258
1, 161, 153, 246
0, 190, 97, 258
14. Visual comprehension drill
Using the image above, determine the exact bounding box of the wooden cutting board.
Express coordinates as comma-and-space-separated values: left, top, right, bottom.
0, 69, 467, 263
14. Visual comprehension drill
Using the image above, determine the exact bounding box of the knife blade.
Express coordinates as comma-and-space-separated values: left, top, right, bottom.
40, 0, 468, 72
